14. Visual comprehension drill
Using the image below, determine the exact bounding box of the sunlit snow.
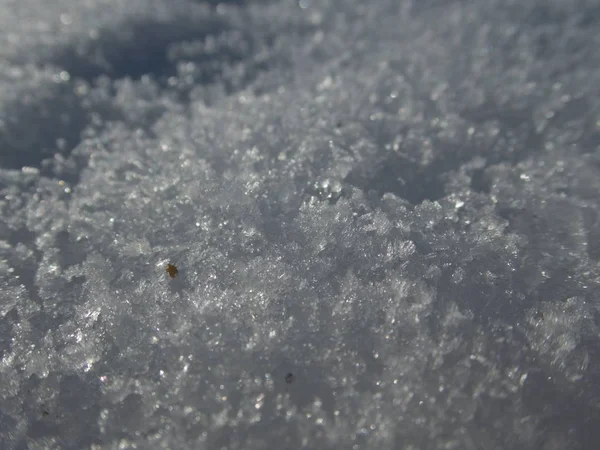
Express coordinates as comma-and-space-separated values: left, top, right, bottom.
1, 0, 600, 449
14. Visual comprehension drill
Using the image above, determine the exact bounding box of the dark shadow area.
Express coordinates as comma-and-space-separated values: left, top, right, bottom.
460, 103, 543, 166
194, 0, 248, 4
0, 86, 88, 171
345, 156, 447, 205
0, 308, 17, 361
52, 17, 242, 83
525, 3, 600, 28
582, 208, 600, 261
1, 11, 273, 173
345, 99, 545, 205
24, 373, 103, 450
469, 167, 492, 193
522, 368, 600, 450
55, 230, 88, 270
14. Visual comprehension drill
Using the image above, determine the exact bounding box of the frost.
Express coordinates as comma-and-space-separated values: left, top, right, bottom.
1, 0, 600, 449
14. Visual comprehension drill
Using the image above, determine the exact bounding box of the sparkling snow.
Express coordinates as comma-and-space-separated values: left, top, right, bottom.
1, 0, 600, 449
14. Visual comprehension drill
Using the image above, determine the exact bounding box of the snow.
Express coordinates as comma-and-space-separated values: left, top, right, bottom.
1, 0, 600, 448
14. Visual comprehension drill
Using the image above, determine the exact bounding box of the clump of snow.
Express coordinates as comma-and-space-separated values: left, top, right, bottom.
1, 0, 600, 449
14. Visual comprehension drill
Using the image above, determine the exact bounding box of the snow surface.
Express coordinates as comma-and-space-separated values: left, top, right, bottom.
1, 0, 600, 448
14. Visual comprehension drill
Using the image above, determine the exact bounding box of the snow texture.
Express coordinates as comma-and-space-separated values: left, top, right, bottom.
1, 0, 600, 448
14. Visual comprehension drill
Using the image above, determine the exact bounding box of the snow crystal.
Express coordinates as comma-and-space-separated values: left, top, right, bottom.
1, 0, 600, 449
